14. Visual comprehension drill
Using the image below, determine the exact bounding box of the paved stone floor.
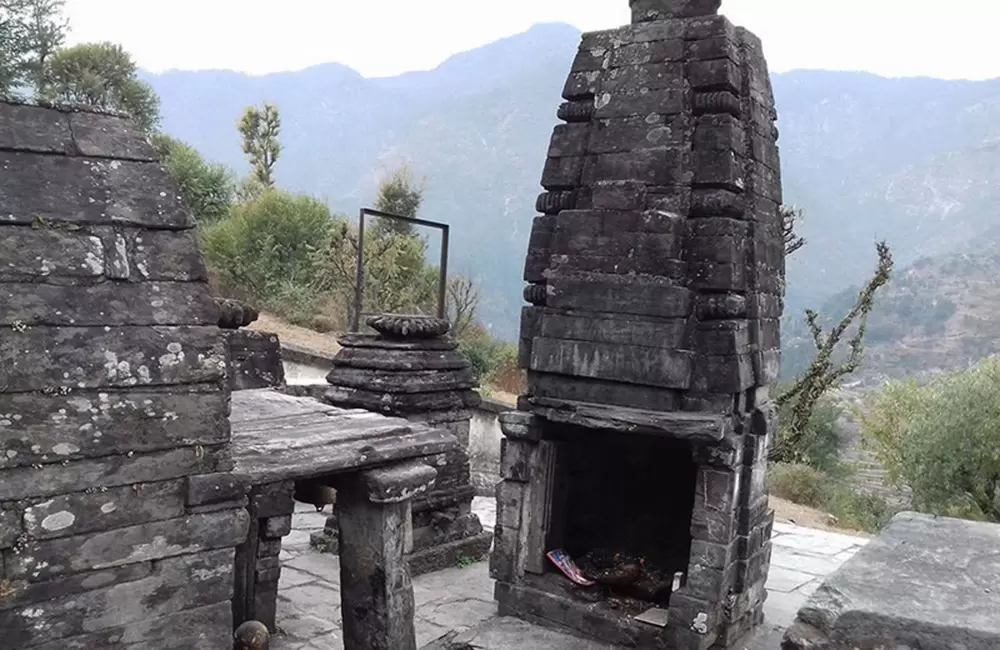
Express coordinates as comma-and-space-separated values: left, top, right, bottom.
271, 498, 869, 649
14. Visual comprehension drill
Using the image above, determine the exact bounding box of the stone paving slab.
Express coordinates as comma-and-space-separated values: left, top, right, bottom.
269, 498, 869, 649
784, 513, 1000, 649
426, 616, 791, 650
427, 616, 623, 649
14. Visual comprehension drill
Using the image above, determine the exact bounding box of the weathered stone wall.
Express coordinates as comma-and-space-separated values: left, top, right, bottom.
521, 15, 784, 411
225, 330, 286, 391
0, 102, 247, 648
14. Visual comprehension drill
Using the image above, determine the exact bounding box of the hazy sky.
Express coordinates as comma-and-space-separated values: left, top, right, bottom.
63, 0, 1000, 80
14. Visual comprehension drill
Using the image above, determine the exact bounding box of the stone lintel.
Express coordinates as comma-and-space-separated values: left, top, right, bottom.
360, 461, 438, 504
527, 397, 730, 442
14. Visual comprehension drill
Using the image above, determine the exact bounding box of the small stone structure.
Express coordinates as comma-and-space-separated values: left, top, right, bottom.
783, 512, 1000, 649
493, 0, 783, 648
216, 298, 286, 391
229, 388, 457, 649
0, 102, 246, 647
320, 314, 494, 574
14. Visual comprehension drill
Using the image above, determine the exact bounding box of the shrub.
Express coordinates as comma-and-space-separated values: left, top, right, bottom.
151, 134, 234, 224
774, 396, 846, 473
488, 344, 526, 395
824, 485, 899, 533
456, 325, 524, 394
458, 336, 503, 384
200, 189, 333, 306
769, 463, 899, 534
263, 280, 319, 328
312, 220, 438, 322
860, 357, 1000, 522
768, 463, 827, 508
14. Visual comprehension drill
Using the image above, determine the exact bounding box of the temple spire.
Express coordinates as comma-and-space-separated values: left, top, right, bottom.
630, 0, 721, 22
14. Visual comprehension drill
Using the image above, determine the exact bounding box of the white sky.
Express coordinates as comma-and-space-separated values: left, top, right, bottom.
63, 0, 1000, 80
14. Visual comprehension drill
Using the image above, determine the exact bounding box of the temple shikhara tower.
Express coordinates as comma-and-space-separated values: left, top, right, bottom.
491, 0, 785, 647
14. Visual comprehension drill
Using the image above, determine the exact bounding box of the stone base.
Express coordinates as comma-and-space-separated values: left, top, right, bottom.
423, 615, 784, 650
311, 528, 493, 577
495, 578, 675, 649
783, 512, 1000, 650
309, 528, 339, 554
409, 530, 494, 576
310, 516, 493, 577
422, 616, 626, 650
495, 577, 772, 650
225, 330, 285, 391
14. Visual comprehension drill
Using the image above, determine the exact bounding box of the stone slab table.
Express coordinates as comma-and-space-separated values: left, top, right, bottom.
230, 388, 457, 650
783, 512, 1000, 649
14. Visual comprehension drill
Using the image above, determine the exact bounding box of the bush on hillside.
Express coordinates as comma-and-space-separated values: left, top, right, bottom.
775, 395, 846, 474
860, 357, 1000, 522
768, 463, 827, 508
200, 189, 333, 309
823, 484, 899, 532
312, 221, 439, 323
457, 324, 524, 394
151, 134, 234, 224
769, 462, 899, 533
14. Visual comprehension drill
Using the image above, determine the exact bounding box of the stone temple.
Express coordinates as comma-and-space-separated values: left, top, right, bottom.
491, 0, 784, 647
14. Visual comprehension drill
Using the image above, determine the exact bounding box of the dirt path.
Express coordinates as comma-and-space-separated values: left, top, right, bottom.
771, 496, 871, 537
248, 312, 342, 357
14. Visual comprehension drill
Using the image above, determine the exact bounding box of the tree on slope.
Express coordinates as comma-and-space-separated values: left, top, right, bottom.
372, 164, 425, 236
0, 0, 66, 96
238, 102, 282, 193
773, 206, 894, 465
151, 133, 235, 225
44, 41, 160, 131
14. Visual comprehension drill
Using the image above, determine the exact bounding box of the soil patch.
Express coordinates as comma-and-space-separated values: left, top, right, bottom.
248, 312, 342, 358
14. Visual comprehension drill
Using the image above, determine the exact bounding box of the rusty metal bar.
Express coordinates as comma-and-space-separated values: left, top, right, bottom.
350, 208, 451, 332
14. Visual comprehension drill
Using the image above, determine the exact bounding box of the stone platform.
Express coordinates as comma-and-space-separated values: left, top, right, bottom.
270, 498, 868, 649
783, 512, 1000, 649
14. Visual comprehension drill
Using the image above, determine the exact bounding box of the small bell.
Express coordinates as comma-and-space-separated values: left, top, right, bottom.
234, 621, 270, 650
293, 480, 338, 509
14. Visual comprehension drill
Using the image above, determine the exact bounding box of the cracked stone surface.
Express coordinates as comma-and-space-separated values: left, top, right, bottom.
783, 513, 1000, 650
270, 499, 868, 649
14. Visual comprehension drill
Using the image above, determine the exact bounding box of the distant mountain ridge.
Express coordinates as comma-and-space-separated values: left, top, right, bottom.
145, 23, 1000, 381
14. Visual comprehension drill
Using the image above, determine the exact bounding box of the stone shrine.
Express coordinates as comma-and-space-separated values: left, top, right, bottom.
322, 314, 494, 575
0, 101, 462, 650
492, 0, 784, 648
0, 101, 245, 648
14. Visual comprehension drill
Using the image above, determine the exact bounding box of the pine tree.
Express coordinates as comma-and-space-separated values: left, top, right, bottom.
238, 103, 282, 189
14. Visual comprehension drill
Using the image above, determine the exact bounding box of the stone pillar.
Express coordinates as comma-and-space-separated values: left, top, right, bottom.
337, 462, 438, 650
232, 481, 295, 632
320, 315, 493, 574
0, 102, 247, 647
